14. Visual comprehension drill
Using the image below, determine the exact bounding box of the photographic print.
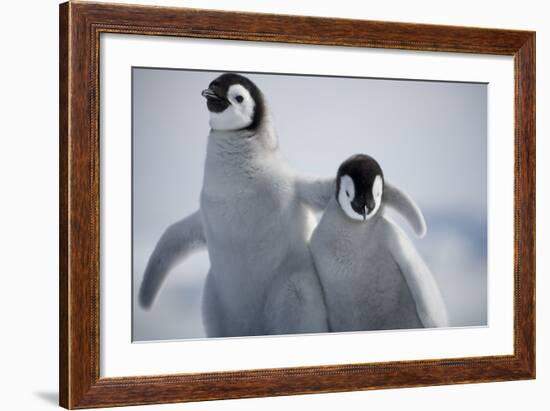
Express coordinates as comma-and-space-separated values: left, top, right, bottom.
132, 68, 487, 341
60, 5, 535, 406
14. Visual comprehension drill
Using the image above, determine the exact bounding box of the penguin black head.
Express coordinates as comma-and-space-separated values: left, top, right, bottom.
336, 154, 384, 222
201, 73, 265, 131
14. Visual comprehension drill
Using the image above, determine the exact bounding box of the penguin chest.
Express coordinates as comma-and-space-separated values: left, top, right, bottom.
354, 247, 420, 330
312, 224, 419, 331
200, 171, 308, 311
202, 173, 294, 245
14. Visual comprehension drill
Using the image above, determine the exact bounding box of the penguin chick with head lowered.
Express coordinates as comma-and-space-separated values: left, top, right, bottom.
138, 73, 427, 337
310, 154, 448, 332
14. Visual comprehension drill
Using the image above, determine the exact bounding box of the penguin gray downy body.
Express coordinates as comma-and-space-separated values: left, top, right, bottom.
138, 74, 427, 338
310, 154, 448, 332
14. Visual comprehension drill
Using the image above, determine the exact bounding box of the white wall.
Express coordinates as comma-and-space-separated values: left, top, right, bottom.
0, 0, 546, 410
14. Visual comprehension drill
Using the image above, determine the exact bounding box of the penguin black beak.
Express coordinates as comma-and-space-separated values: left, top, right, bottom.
201, 88, 219, 99
202, 86, 230, 113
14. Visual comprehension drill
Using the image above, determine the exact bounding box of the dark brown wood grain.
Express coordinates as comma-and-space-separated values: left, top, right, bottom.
59, 2, 69, 407
514, 34, 536, 375
59, 1, 536, 409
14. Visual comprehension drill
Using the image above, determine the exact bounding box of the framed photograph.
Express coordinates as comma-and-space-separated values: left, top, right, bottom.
59, 1, 535, 409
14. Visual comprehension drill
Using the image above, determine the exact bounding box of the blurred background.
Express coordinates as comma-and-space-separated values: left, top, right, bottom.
132, 68, 487, 341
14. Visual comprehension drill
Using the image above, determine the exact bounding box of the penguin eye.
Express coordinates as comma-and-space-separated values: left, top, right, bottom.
235, 95, 244, 103
345, 190, 350, 198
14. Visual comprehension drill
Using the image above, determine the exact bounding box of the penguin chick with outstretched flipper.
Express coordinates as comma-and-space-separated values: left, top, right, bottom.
140, 73, 327, 337
139, 74, 427, 338
310, 154, 448, 332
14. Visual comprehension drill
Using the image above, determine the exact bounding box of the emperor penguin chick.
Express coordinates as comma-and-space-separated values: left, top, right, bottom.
310, 154, 449, 332
140, 73, 329, 337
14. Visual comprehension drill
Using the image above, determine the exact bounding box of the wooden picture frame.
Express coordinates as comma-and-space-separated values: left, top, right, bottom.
59, 1, 535, 408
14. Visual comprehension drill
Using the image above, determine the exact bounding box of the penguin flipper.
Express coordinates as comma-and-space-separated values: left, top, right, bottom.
384, 181, 427, 238
139, 211, 206, 309
295, 175, 335, 211
385, 220, 449, 328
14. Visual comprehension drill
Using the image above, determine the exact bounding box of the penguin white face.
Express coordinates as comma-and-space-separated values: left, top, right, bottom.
201, 73, 264, 131
336, 155, 384, 222
207, 85, 255, 130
